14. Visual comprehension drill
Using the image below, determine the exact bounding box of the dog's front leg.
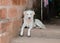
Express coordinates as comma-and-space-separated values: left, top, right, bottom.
28, 25, 33, 37
20, 24, 25, 36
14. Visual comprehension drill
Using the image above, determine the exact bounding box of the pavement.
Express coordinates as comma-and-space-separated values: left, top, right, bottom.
11, 37, 60, 43
11, 24, 60, 43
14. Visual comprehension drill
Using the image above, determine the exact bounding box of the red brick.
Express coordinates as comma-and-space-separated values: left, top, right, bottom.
18, 9, 23, 18
0, 0, 2, 5
11, 0, 27, 5
0, 8, 7, 19
0, 21, 1, 29
17, 0, 21, 5
0, 19, 15, 38
4, 18, 22, 37
0, 18, 22, 37
5, 20, 14, 38
0, 32, 11, 43
0, 20, 10, 33
20, 0, 27, 5
1, 0, 11, 6
12, 0, 17, 5
13, 18, 22, 30
12, 0, 20, 5
0, 18, 22, 38
5, 20, 13, 32
11, 18, 22, 36
7, 7, 18, 19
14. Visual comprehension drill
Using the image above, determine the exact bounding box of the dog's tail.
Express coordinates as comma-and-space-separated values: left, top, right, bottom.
35, 19, 46, 29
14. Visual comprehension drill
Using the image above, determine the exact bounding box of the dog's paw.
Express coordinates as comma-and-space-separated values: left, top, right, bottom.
27, 34, 31, 37
39, 27, 46, 30
27, 35, 31, 37
19, 34, 24, 37
20, 35, 24, 37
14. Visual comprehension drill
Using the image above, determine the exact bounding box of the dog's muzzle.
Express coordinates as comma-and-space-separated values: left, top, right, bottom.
28, 17, 31, 19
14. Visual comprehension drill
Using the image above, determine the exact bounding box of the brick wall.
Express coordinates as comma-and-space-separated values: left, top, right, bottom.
0, 0, 33, 43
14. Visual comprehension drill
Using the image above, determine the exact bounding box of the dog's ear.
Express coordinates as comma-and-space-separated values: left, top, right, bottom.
32, 11, 35, 15
23, 11, 27, 15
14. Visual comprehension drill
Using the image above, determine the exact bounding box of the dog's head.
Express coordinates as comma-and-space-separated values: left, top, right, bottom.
23, 10, 35, 19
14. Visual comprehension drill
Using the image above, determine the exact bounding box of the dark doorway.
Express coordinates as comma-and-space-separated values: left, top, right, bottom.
33, 0, 60, 24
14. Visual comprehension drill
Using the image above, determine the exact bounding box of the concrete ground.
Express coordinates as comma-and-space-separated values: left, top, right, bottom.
11, 24, 60, 43
11, 37, 60, 43
11, 19, 60, 43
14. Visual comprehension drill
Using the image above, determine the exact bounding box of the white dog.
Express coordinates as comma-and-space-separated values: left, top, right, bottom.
20, 10, 46, 37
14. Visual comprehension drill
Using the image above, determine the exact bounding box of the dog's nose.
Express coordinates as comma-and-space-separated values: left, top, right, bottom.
28, 17, 31, 19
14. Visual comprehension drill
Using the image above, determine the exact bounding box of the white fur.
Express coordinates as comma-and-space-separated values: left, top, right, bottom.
35, 19, 46, 29
20, 10, 46, 37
